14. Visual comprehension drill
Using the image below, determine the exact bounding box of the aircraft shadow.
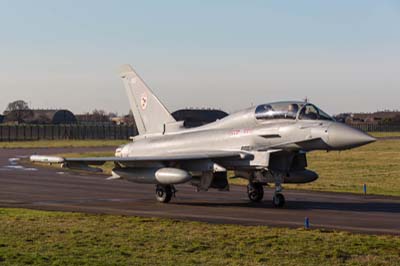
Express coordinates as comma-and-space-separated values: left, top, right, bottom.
172, 200, 400, 213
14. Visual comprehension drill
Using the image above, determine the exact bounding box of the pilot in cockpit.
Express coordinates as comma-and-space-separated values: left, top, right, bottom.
265, 104, 273, 111
287, 103, 299, 118
260, 104, 273, 113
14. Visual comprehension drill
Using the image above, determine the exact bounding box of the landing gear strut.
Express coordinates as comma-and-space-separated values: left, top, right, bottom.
247, 183, 264, 202
155, 184, 176, 203
272, 172, 285, 208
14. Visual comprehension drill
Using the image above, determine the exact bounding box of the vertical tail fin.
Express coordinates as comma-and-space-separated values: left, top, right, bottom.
119, 65, 176, 135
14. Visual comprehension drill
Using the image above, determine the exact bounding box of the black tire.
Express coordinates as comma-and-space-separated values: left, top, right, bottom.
272, 193, 285, 207
247, 183, 264, 202
155, 185, 172, 203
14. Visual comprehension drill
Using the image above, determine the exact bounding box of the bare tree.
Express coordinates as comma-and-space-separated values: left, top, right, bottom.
5, 100, 29, 113
4, 100, 32, 123
91, 109, 109, 122
124, 110, 136, 125
108, 112, 118, 119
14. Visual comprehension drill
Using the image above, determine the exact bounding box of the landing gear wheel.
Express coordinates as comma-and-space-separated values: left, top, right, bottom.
155, 185, 173, 203
272, 193, 285, 208
247, 183, 264, 202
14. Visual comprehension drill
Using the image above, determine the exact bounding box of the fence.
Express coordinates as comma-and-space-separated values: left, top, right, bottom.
0, 124, 137, 141
347, 123, 400, 132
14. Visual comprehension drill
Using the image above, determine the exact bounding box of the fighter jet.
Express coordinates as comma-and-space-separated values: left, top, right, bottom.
31, 65, 376, 207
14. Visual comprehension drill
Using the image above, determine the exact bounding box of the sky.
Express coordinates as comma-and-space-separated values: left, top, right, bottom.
0, 0, 399, 115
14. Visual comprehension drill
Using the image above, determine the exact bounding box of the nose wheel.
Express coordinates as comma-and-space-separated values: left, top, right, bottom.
272, 193, 285, 207
155, 184, 175, 203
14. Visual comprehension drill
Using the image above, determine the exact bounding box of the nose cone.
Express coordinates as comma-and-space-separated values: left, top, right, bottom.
328, 123, 376, 150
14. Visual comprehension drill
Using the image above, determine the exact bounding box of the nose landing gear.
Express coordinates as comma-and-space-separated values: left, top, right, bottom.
272, 193, 285, 207
272, 171, 286, 208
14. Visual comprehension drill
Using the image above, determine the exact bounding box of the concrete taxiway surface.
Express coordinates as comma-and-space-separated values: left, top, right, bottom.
0, 147, 399, 235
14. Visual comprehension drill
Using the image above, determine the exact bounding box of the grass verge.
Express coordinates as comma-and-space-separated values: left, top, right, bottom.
369, 132, 400, 138
0, 208, 399, 266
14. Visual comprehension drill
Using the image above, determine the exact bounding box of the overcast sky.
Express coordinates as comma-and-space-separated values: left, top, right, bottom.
0, 0, 399, 115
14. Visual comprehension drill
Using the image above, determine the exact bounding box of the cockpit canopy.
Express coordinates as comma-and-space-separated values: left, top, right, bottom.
255, 101, 333, 121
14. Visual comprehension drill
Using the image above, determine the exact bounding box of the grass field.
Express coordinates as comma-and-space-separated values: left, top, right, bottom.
0, 140, 126, 149
369, 132, 400, 138
0, 208, 399, 266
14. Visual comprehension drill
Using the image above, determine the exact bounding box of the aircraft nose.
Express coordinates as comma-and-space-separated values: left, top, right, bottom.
328, 123, 376, 150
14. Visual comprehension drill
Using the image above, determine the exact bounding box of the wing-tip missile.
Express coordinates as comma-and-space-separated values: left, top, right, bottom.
30, 155, 65, 164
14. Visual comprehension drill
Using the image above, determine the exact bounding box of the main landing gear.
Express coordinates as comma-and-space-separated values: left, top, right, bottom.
247, 172, 286, 207
247, 183, 264, 202
155, 184, 176, 203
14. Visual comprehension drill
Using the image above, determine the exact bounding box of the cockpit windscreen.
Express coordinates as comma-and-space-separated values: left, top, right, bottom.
298, 104, 333, 121
255, 102, 333, 121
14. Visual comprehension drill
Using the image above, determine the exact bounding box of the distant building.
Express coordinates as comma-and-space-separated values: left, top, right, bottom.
172, 109, 228, 128
75, 113, 111, 124
0, 115, 4, 124
333, 113, 350, 123
4, 109, 77, 124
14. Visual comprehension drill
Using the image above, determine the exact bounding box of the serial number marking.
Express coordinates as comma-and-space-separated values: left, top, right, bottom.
231, 129, 253, 136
